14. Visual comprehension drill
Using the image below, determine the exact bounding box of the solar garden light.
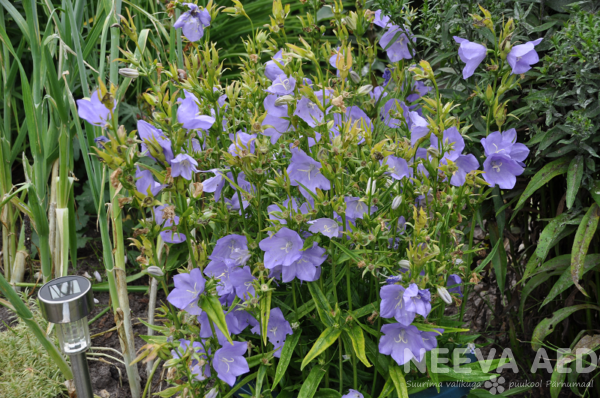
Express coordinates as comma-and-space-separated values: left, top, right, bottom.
38, 276, 94, 398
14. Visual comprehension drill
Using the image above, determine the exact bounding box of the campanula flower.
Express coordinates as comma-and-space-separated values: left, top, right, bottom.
294, 89, 333, 127
94, 136, 110, 148
409, 111, 430, 146
266, 74, 296, 96
171, 154, 199, 180
507, 39, 543, 75
267, 198, 300, 226
278, 242, 326, 283
138, 120, 174, 164
287, 148, 331, 194
430, 127, 465, 162
382, 68, 393, 87
379, 324, 427, 365
228, 131, 256, 157
370, 86, 388, 103
204, 260, 234, 297
265, 50, 285, 81
483, 153, 524, 189
404, 284, 432, 318
342, 390, 364, 398
76, 90, 116, 127
213, 341, 250, 387
177, 90, 216, 131
173, 3, 211, 42
450, 155, 479, 187
262, 94, 292, 144
345, 197, 376, 220
259, 227, 303, 269
453, 37, 487, 79
407, 81, 432, 105
385, 155, 410, 180
210, 234, 250, 267
250, 307, 293, 358
481, 129, 529, 166
154, 205, 187, 244
135, 166, 165, 196
420, 329, 443, 351
447, 274, 463, 297
380, 26, 414, 62
230, 266, 256, 299
380, 284, 416, 325
202, 169, 227, 201
373, 10, 393, 28
198, 308, 254, 345
308, 218, 340, 238
331, 106, 372, 144
171, 339, 210, 381
167, 269, 205, 315
381, 99, 410, 129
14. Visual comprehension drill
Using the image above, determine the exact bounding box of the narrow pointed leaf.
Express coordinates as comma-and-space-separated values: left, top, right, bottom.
273, 329, 302, 387
199, 295, 232, 344
532, 304, 600, 351
566, 156, 584, 209
345, 324, 371, 367
298, 364, 327, 398
389, 365, 410, 398
301, 327, 342, 370
571, 203, 600, 296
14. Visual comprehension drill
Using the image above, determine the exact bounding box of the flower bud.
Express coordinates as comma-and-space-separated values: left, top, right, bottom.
147, 266, 164, 278
391, 195, 402, 210
119, 68, 139, 78
426, 147, 440, 159
357, 84, 373, 95
275, 95, 295, 106
349, 70, 361, 84
398, 260, 410, 269
437, 286, 453, 304
366, 178, 377, 195
205, 388, 218, 398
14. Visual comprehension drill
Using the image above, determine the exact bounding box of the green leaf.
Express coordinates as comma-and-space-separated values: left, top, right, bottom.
535, 212, 579, 260
307, 282, 334, 326
377, 379, 395, 398
255, 365, 267, 398
297, 364, 327, 398
273, 329, 302, 387
154, 385, 184, 397
199, 295, 232, 344
519, 270, 563, 327
532, 304, 600, 351
261, 290, 272, 346
571, 204, 600, 296
566, 155, 584, 209
345, 324, 372, 367
589, 180, 600, 208
389, 365, 410, 398
301, 327, 342, 370
512, 157, 571, 221
529, 20, 558, 32
222, 373, 258, 398
426, 349, 439, 393
314, 389, 342, 398
543, 254, 600, 307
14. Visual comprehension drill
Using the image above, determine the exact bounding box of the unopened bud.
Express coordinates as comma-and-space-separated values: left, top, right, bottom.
147, 266, 164, 278
205, 388, 219, 398
119, 68, 139, 78
366, 178, 376, 195
349, 70, 361, 84
275, 95, 295, 106
427, 147, 440, 159
391, 195, 402, 210
357, 84, 373, 95
437, 286, 453, 304
398, 260, 410, 269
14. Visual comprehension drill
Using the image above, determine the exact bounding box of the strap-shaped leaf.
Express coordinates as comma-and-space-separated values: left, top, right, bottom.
377, 379, 395, 398
301, 327, 341, 370
544, 254, 600, 307
532, 304, 600, 351
298, 364, 327, 398
566, 155, 584, 209
571, 203, 600, 296
389, 365, 409, 398
307, 282, 334, 326
273, 329, 302, 387
199, 295, 232, 344
345, 324, 371, 367
260, 290, 272, 346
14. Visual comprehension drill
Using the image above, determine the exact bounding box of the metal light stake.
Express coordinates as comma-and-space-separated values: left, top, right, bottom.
38, 276, 94, 398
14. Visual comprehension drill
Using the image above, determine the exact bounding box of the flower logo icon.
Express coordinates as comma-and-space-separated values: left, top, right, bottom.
484, 376, 505, 395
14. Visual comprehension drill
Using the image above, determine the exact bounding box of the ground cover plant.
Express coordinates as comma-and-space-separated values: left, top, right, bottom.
0, 0, 599, 398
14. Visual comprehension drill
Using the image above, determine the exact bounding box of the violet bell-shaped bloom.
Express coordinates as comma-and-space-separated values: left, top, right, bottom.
380, 26, 414, 62
154, 204, 187, 244
262, 94, 292, 144
482, 153, 524, 189
308, 218, 340, 238
331, 106, 372, 144
407, 81, 432, 105
385, 155, 410, 180
382, 68, 393, 87
453, 37, 487, 79
203, 260, 234, 297
213, 341, 250, 387
480, 129, 529, 166
228, 131, 256, 157
507, 39, 543, 75
345, 196, 376, 220
94, 136, 110, 148
230, 266, 256, 299
381, 99, 410, 129
450, 154, 479, 187
171, 153, 199, 180
210, 234, 251, 267
409, 112, 430, 146
404, 283, 432, 318
173, 3, 211, 42
171, 339, 210, 381
278, 242, 326, 283
294, 89, 333, 128
379, 323, 427, 366
138, 120, 174, 164
265, 50, 285, 81
250, 307, 293, 357
430, 127, 465, 162
167, 268, 205, 315
198, 308, 254, 345
135, 166, 165, 196
447, 274, 463, 297
77, 90, 116, 127
373, 10, 392, 28
370, 86, 388, 103
379, 284, 416, 325
342, 391, 363, 398
266, 74, 296, 96
287, 148, 331, 194
177, 90, 216, 130
259, 227, 303, 269
202, 169, 227, 201
420, 329, 443, 351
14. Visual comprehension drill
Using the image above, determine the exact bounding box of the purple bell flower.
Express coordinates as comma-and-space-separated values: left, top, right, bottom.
385, 155, 410, 180
266, 74, 296, 96
135, 166, 165, 197
409, 112, 429, 146
250, 307, 293, 358
453, 37, 487, 79
265, 50, 285, 81
380, 26, 414, 62
202, 169, 227, 201
345, 196, 376, 220
381, 99, 410, 129
407, 81, 432, 105
228, 131, 256, 157
210, 234, 250, 267
167, 269, 205, 315
373, 10, 392, 28
138, 120, 174, 164
230, 266, 256, 300
380, 284, 416, 325
279, 242, 326, 283
177, 90, 216, 130
481, 129, 529, 166
76, 90, 116, 127
204, 260, 234, 297
287, 148, 331, 194
450, 154, 479, 187
342, 390, 363, 398
94, 136, 110, 149
482, 153, 524, 189
430, 127, 465, 162
382, 68, 393, 87
370, 86, 388, 103
171, 339, 210, 381
173, 3, 211, 42
420, 329, 443, 351
171, 153, 199, 180
213, 341, 250, 387
404, 283, 432, 318
262, 94, 292, 144
447, 274, 463, 297
259, 227, 303, 269
308, 218, 340, 238
507, 39, 543, 75
331, 106, 373, 144
379, 323, 427, 366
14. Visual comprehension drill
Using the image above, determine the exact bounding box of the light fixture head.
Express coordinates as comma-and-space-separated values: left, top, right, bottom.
38, 276, 94, 354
